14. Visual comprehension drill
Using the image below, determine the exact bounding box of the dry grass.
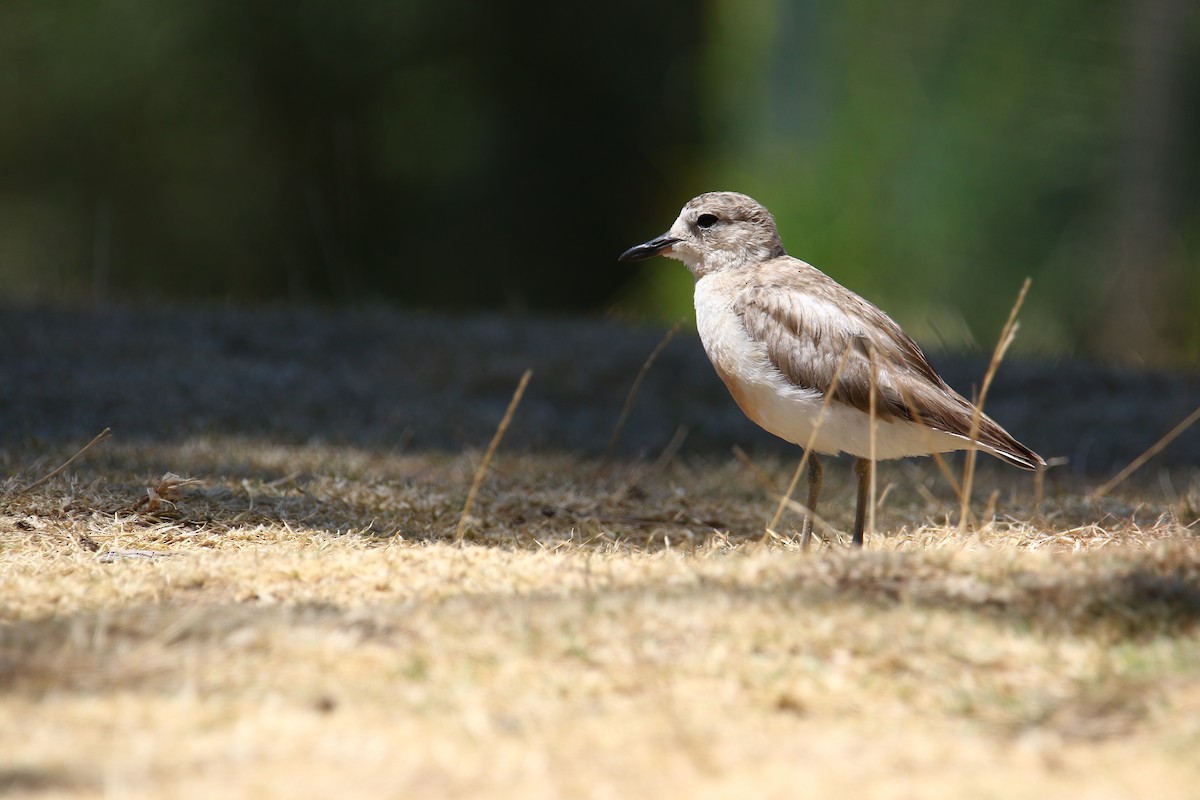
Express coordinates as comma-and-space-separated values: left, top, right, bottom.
2, 434, 1199, 799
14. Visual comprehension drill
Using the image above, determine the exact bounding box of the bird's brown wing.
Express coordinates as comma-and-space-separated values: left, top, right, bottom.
733, 261, 1044, 469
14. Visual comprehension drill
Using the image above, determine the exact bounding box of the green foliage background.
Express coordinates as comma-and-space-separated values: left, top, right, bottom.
1, 1, 1197, 361
629, 1, 1200, 362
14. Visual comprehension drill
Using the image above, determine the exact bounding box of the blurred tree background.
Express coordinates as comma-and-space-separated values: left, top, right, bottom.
1, 0, 1197, 362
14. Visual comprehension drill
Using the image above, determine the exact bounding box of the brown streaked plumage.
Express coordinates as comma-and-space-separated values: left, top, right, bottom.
619, 191, 1044, 547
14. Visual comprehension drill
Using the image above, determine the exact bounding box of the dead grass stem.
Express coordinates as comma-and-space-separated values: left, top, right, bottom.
15, 428, 111, 495
959, 278, 1031, 535
454, 368, 532, 543
602, 320, 684, 466
868, 341, 880, 540
1093, 403, 1200, 500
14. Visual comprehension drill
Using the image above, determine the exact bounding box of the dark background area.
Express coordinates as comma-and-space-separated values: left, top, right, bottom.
1, 0, 1198, 362
0, 0, 703, 309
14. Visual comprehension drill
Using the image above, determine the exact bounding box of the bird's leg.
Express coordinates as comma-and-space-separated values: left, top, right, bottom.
852, 458, 872, 547
799, 454, 822, 550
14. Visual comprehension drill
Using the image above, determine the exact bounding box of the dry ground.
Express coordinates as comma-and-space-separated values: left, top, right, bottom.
4, 441, 1199, 799
2, 305, 1199, 798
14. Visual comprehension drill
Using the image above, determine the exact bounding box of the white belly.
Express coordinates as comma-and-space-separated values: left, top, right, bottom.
693, 276, 969, 460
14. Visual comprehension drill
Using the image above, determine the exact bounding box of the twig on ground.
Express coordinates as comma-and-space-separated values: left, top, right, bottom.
455, 369, 533, 544
602, 320, 684, 467
128, 472, 201, 513
17, 428, 112, 495
1092, 403, 1200, 500
98, 549, 176, 563
959, 278, 1030, 535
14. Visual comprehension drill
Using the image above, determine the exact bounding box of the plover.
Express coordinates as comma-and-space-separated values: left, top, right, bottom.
619, 191, 1044, 546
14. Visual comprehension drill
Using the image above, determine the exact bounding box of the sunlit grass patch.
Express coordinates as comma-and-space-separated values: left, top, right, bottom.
1, 436, 1198, 798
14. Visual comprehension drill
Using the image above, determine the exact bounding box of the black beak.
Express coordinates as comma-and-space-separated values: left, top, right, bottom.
618, 233, 680, 262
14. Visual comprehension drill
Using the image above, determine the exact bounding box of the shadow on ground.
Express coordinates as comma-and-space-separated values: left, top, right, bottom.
2, 305, 1198, 475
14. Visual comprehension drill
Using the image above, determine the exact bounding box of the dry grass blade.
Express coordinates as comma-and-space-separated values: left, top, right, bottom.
774, 497, 846, 544
609, 425, 691, 507
959, 278, 1031, 536
602, 320, 684, 466
765, 462, 806, 536
732, 445, 780, 494
455, 369, 533, 544
17, 427, 112, 494
867, 342, 879, 540
766, 342, 853, 546
1092, 403, 1200, 499
647, 425, 688, 475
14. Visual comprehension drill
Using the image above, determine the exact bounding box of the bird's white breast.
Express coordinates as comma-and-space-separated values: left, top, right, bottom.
693, 274, 970, 460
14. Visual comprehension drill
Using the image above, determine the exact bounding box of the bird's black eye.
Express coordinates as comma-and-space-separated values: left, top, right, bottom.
696, 213, 719, 229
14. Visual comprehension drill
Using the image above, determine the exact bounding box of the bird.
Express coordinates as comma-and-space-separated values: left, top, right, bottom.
618, 191, 1044, 547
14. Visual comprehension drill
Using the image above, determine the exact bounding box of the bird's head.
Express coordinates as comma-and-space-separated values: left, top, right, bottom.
618, 192, 786, 276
